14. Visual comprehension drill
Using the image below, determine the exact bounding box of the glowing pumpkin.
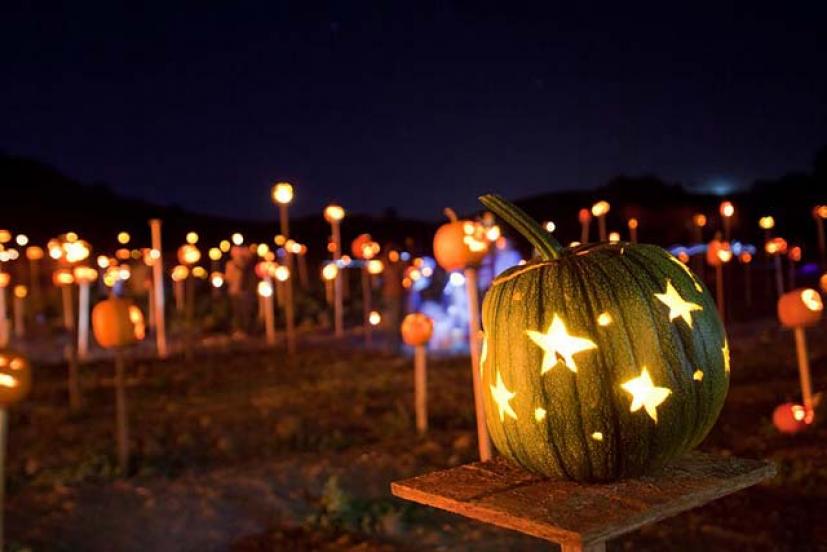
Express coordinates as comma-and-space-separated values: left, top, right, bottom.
706, 238, 731, 266
92, 298, 146, 349
478, 194, 729, 482
0, 351, 31, 407
777, 288, 823, 328
773, 403, 813, 434
433, 209, 489, 272
351, 234, 379, 260
401, 313, 434, 347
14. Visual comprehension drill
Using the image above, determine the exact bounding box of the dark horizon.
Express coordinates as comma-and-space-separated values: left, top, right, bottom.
4, 3, 826, 219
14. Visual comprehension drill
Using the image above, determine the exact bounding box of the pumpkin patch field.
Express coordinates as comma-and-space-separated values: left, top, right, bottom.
2, 320, 826, 551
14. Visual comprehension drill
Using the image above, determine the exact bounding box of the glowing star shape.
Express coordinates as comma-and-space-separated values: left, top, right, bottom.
693, 370, 704, 381
534, 407, 546, 422
490, 371, 518, 422
526, 315, 597, 375
722, 340, 731, 374
480, 335, 488, 377
655, 280, 702, 328
621, 367, 671, 423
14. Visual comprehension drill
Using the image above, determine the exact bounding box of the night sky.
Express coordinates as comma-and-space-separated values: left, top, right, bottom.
3, 3, 826, 220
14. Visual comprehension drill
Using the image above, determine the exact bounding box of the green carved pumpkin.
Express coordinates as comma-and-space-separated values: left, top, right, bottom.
479, 194, 729, 482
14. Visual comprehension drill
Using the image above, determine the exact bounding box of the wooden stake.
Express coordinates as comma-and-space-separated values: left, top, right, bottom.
13, 294, 24, 340
0, 287, 7, 348
185, 275, 195, 361
77, 282, 91, 360
794, 326, 813, 409
332, 220, 344, 337
361, 267, 372, 346
114, 351, 129, 475
264, 279, 276, 346
174, 280, 184, 313
61, 285, 74, 332
279, 203, 297, 354
149, 219, 168, 358
715, 263, 725, 322
0, 408, 6, 552
597, 215, 607, 242
29, 258, 41, 315
298, 252, 309, 290
414, 344, 427, 434
464, 267, 492, 461
580, 219, 589, 244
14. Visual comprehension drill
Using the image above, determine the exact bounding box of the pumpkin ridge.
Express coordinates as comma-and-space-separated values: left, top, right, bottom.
491, 261, 555, 287
587, 250, 652, 477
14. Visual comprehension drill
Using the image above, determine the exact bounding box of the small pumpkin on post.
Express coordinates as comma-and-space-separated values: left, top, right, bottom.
478, 194, 729, 482
401, 313, 434, 435
352, 234, 381, 347
775, 288, 823, 431
92, 298, 146, 475
706, 235, 731, 322
0, 350, 31, 550
434, 208, 492, 461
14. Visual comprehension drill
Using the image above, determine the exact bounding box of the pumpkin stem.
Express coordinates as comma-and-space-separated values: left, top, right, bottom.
479, 194, 563, 260
443, 207, 458, 222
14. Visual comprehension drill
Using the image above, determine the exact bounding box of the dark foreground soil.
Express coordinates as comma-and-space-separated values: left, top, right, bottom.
5, 320, 827, 551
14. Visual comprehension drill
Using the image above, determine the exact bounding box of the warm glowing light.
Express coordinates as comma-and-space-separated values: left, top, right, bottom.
274, 234, 286, 246
272, 182, 294, 205
210, 272, 224, 288
677, 251, 690, 263
569, 241, 581, 248
26, 246, 44, 261
0, 274, 9, 288
192, 266, 208, 279
361, 241, 380, 260
534, 407, 546, 422
591, 200, 610, 217
128, 305, 146, 340
287, 240, 302, 254
231, 233, 244, 246
717, 249, 733, 263
693, 370, 704, 381
801, 289, 823, 312
0, 374, 18, 389
115, 248, 130, 260
340, 255, 352, 266
171, 265, 189, 282
257, 280, 273, 298
758, 216, 775, 230
0, 230, 11, 244
722, 340, 731, 374
655, 280, 703, 327
693, 214, 707, 228
578, 208, 591, 223
13, 285, 27, 299
65, 232, 78, 242
369, 310, 381, 326
788, 246, 802, 262
543, 221, 556, 233
591, 432, 603, 441
628, 218, 638, 230
597, 312, 613, 326
792, 404, 807, 421
366, 259, 384, 275
814, 205, 827, 219
219, 240, 231, 252
208, 247, 222, 261
449, 272, 465, 286
821, 273, 827, 294
608, 231, 621, 243
526, 314, 597, 375
257, 243, 270, 257
322, 263, 338, 281
117, 231, 130, 244
7, 249, 18, 261
485, 225, 501, 242
274, 265, 290, 282
765, 237, 788, 255
739, 252, 752, 264
178, 244, 201, 265
52, 269, 74, 286
490, 371, 518, 422
621, 367, 671, 423
73, 266, 98, 284
64, 240, 91, 263
719, 201, 734, 218
324, 204, 345, 222
15, 234, 28, 246
186, 231, 199, 244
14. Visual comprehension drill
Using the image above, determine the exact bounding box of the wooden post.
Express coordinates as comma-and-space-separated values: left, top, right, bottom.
715, 263, 725, 322
185, 275, 195, 361
773, 255, 784, 297
174, 280, 184, 313
580, 218, 589, 244
0, 287, 7, 348
149, 219, 168, 358
628, 224, 638, 244
147, 274, 156, 330
325, 279, 333, 305
297, 251, 309, 290
279, 203, 296, 354
61, 285, 74, 332
332, 220, 344, 338
77, 282, 91, 360
114, 351, 129, 475
463, 267, 492, 462
723, 216, 731, 242
263, 279, 276, 346
0, 408, 6, 551
362, 267, 372, 346
29, 257, 41, 314
793, 326, 813, 409
414, 344, 428, 434
597, 215, 607, 242
13, 292, 25, 340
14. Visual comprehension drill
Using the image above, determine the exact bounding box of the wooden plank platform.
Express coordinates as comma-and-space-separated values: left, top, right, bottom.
391, 452, 775, 550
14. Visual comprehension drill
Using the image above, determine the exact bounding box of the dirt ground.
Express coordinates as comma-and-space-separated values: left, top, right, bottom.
4, 319, 827, 551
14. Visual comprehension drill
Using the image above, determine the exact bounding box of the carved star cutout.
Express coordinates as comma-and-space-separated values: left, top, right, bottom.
655, 280, 702, 327
526, 315, 597, 374
722, 340, 730, 374
490, 371, 518, 422
480, 334, 488, 377
621, 367, 671, 423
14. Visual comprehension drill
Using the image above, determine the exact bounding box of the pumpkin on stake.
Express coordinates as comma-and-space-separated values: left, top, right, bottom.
479, 194, 729, 482
92, 297, 146, 475
0, 350, 31, 550
434, 208, 492, 461
401, 313, 434, 435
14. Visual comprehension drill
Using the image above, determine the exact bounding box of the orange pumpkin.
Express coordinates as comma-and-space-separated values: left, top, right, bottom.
773, 403, 813, 434
777, 288, 823, 328
705, 238, 731, 266
401, 313, 434, 347
92, 298, 146, 349
0, 350, 31, 407
351, 234, 379, 260
433, 209, 489, 271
